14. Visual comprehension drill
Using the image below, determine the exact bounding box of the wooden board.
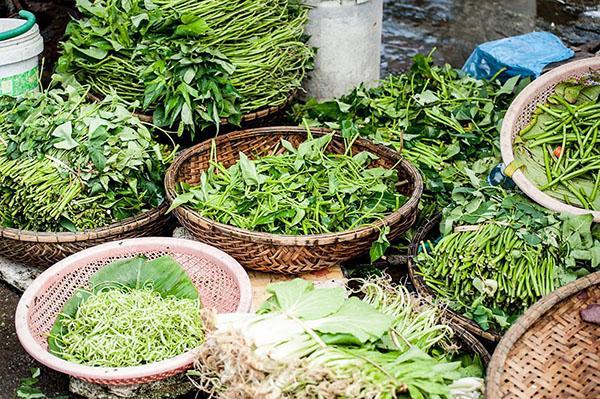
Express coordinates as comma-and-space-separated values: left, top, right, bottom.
248, 267, 346, 311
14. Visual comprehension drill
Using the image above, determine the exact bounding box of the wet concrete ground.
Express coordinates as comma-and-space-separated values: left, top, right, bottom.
1, 0, 600, 397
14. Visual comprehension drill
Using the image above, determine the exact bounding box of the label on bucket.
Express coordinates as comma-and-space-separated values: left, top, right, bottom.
0, 66, 38, 96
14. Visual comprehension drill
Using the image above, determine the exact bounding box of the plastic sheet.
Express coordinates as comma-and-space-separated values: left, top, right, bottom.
463, 32, 574, 80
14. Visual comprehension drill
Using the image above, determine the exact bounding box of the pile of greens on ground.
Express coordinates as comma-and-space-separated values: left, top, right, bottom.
415, 174, 600, 332
0, 82, 173, 232
168, 132, 408, 260
292, 53, 528, 217
49, 256, 204, 367
513, 75, 600, 210
58, 0, 313, 136
191, 278, 485, 399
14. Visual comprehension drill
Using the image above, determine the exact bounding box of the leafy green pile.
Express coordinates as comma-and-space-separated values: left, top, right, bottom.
49, 256, 204, 367
192, 278, 485, 399
16, 368, 67, 399
514, 76, 600, 210
0, 83, 172, 232
292, 53, 527, 216
169, 133, 407, 260
415, 177, 600, 332
58, 0, 313, 136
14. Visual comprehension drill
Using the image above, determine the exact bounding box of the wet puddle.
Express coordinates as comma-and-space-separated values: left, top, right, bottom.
382, 0, 600, 74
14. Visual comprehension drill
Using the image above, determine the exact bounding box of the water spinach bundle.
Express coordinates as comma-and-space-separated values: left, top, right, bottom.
168, 133, 408, 260
293, 53, 527, 216
415, 181, 600, 332
58, 0, 313, 136
514, 76, 600, 210
0, 84, 172, 232
49, 256, 204, 367
191, 278, 485, 399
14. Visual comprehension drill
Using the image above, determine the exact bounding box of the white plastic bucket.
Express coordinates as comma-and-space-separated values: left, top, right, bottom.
303, 0, 383, 101
0, 18, 43, 96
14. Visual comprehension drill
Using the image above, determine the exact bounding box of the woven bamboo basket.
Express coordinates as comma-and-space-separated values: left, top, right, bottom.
486, 271, 600, 399
500, 57, 600, 222
165, 126, 423, 274
408, 214, 503, 342
0, 204, 173, 267
451, 322, 491, 367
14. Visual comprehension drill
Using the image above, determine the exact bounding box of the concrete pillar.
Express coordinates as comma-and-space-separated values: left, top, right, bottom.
302, 0, 383, 101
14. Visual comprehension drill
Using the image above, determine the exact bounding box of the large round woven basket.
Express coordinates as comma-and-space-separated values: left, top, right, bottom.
15, 237, 253, 386
486, 271, 600, 399
0, 204, 173, 267
408, 214, 503, 342
500, 57, 600, 222
165, 126, 423, 274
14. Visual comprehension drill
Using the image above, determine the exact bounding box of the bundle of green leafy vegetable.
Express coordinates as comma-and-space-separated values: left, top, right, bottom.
292, 53, 528, 217
0, 82, 173, 232
415, 175, 600, 332
513, 75, 600, 210
58, 0, 313, 136
49, 256, 204, 367
191, 278, 485, 399
168, 132, 408, 260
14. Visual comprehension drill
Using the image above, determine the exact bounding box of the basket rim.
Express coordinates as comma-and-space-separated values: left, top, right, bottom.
0, 203, 169, 243
500, 57, 600, 222
87, 91, 296, 125
14, 237, 253, 385
485, 270, 600, 397
164, 126, 424, 246
407, 214, 503, 342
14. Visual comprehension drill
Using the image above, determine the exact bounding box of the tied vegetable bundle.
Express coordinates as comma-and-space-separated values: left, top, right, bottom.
415, 176, 600, 332
168, 133, 408, 261
0, 83, 173, 232
58, 0, 313, 136
49, 256, 204, 367
514, 76, 600, 210
191, 278, 485, 399
293, 53, 527, 216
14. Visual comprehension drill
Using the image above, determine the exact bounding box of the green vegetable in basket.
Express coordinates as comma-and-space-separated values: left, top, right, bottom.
0, 82, 174, 232
513, 76, 600, 210
415, 179, 600, 332
58, 0, 313, 136
190, 277, 485, 399
48, 256, 204, 367
292, 52, 527, 218
168, 132, 408, 261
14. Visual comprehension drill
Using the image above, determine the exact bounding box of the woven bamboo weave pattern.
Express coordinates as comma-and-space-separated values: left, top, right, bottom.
487, 272, 600, 399
165, 127, 423, 274
0, 204, 173, 267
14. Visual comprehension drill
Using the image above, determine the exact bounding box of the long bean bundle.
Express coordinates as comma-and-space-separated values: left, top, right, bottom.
0, 84, 172, 232
58, 0, 313, 136
514, 76, 600, 210
415, 183, 600, 332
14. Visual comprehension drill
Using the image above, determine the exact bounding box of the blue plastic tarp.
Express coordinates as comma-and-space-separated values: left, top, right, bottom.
463, 31, 574, 80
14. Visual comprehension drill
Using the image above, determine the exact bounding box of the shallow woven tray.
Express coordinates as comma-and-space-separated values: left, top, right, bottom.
486, 271, 600, 399
0, 204, 173, 267
165, 126, 423, 274
88, 92, 295, 127
408, 214, 503, 342
501, 57, 600, 222
15, 237, 253, 386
